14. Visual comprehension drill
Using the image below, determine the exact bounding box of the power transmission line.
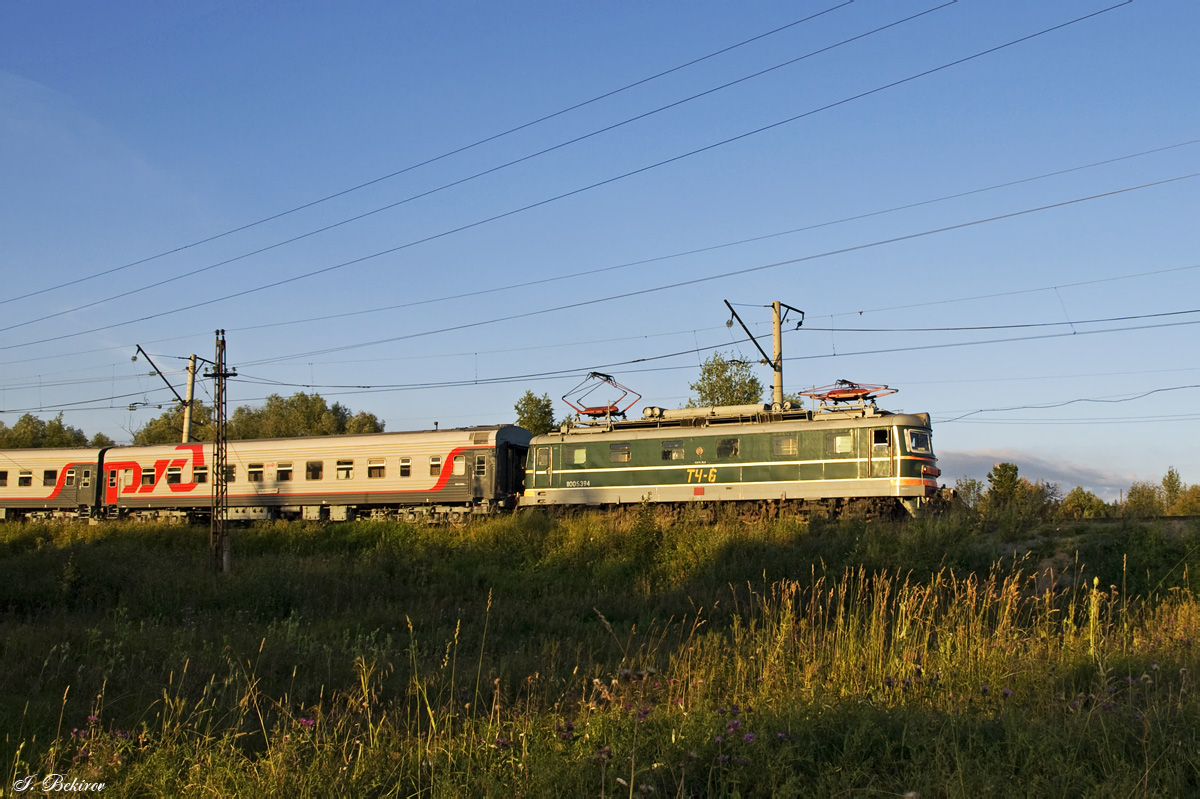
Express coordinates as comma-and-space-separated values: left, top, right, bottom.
6, 1, 1132, 348
1, 3, 853, 307
0, 2, 951, 335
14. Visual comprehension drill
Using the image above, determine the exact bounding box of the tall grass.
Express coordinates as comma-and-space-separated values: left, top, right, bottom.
2, 514, 1198, 796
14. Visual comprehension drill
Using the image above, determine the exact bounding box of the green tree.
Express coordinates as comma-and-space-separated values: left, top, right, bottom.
228, 393, 383, 439
1123, 481, 1164, 518
42, 413, 89, 448
954, 476, 984, 511
686, 352, 764, 408
514, 391, 556, 435
983, 462, 1022, 514
1171, 484, 1200, 515
1162, 467, 1184, 511
3, 414, 47, 448
89, 432, 116, 448
1058, 486, 1111, 520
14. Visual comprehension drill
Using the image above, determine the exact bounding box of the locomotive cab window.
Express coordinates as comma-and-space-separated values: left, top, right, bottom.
716, 438, 739, 459
18, 471, 32, 487
429, 456, 442, 477
43, 469, 57, 487
773, 435, 798, 457
907, 430, 933, 454
194, 466, 208, 484
661, 441, 684, 461
276, 463, 293, 481
610, 443, 631, 463
535, 448, 549, 469
306, 461, 323, 480
368, 459, 385, 478
400, 458, 411, 478
247, 464, 264, 483
336, 460, 354, 480
166, 466, 182, 485
872, 429, 890, 448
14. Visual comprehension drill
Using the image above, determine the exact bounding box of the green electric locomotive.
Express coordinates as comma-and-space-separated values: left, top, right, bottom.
519, 386, 947, 518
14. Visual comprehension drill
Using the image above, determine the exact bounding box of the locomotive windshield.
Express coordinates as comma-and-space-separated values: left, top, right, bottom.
907, 430, 933, 455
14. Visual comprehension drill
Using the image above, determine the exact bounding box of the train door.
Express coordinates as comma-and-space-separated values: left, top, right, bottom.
66, 465, 95, 511
471, 452, 488, 501
869, 427, 894, 478
448, 454, 470, 498
529, 445, 552, 490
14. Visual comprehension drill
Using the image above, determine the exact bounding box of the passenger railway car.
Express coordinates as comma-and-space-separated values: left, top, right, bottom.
0, 426, 531, 523
518, 401, 945, 517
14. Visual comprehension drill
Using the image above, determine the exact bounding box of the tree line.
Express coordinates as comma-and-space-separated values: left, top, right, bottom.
0, 393, 383, 448
956, 462, 1200, 527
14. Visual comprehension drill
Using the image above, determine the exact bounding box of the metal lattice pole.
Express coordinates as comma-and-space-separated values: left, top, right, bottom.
207, 330, 234, 573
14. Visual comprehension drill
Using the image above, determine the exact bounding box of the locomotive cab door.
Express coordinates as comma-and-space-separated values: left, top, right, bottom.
869, 428, 894, 478
529, 445, 552, 490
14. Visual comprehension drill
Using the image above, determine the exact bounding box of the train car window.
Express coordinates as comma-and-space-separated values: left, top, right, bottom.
610, 443, 631, 463
43, 469, 58, 487
306, 461, 323, 480
535, 448, 549, 468
109, 471, 119, 488
141, 470, 155, 486
773, 436, 798, 457
453, 455, 466, 476
716, 438, 739, 459
277, 463, 293, 481
81, 469, 91, 488
661, 441, 684, 461
0, 471, 7, 486
248, 464, 265, 483
430, 457, 442, 477
65, 469, 76, 487
368, 459, 385, 478
824, 431, 854, 456
166, 467, 182, 485
475, 455, 487, 476
18, 471, 32, 487
907, 430, 933, 454
225, 466, 236, 483
194, 466, 209, 484
336, 460, 354, 480
400, 458, 411, 477
873, 429, 890, 448
572, 447, 587, 465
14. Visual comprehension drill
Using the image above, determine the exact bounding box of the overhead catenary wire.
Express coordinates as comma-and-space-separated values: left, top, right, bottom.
0, 2, 956, 335
0, 3, 856, 308
5, 1, 1133, 347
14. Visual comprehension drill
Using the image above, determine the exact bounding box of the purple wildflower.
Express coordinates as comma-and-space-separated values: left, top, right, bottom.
981, 685, 990, 696
777, 732, 787, 740
715, 736, 724, 744
1002, 689, 1012, 699
743, 733, 755, 744
298, 717, 316, 727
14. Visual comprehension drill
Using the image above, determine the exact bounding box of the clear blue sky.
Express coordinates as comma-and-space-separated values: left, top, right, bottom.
2, 0, 1197, 498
